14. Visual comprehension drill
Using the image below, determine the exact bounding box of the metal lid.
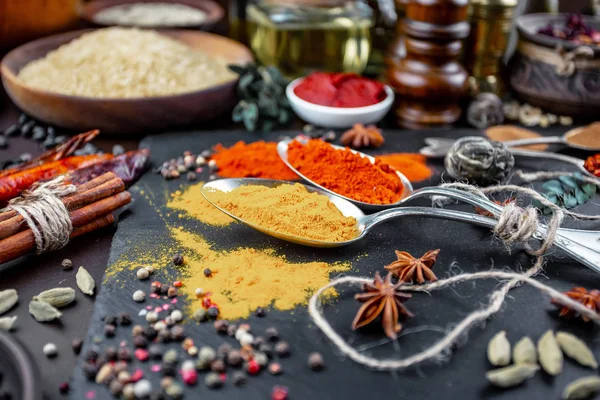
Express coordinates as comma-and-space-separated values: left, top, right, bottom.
470, 0, 518, 6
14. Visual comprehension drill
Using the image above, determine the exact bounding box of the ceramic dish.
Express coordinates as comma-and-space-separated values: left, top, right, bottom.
81, 0, 224, 31
0, 332, 41, 400
286, 77, 395, 129
509, 13, 600, 116
1, 29, 253, 134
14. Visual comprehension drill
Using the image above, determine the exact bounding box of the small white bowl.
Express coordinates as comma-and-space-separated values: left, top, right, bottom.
286, 77, 395, 129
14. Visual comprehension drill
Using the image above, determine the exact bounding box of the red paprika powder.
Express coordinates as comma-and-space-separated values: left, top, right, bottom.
287, 139, 403, 205
294, 72, 387, 108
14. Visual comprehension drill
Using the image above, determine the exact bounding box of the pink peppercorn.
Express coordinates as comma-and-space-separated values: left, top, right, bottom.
59, 382, 70, 394
173, 281, 183, 288
182, 369, 198, 385
129, 369, 144, 383
246, 359, 260, 375
272, 386, 289, 400
135, 349, 149, 362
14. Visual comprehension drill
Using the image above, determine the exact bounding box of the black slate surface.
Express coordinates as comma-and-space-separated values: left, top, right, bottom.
71, 129, 600, 400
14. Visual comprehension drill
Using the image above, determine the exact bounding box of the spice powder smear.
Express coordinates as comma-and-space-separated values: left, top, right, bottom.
172, 227, 350, 319
167, 182, 234, 226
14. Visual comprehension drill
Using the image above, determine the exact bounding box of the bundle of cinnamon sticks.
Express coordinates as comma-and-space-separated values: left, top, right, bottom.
0, 172, 131, 265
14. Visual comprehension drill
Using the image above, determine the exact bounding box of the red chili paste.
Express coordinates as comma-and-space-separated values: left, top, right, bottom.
294, 72, 386, 108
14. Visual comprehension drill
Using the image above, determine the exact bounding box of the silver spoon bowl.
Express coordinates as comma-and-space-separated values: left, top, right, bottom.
504, 127, 600, 152
201, 178, 600, 274
276, 138, 414, 212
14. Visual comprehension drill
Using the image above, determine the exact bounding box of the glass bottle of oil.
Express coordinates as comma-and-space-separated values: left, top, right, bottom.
247, 0, 374, 78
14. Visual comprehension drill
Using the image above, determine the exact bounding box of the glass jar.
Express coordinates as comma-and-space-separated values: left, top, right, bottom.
246, 0, 374, 78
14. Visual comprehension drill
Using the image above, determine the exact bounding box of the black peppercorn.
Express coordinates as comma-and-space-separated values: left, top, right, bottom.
214, 320, 228, 334
103, 315, 117, 326
162, 365, 177, 377
252, 336, 265, 348
144, 327, 158, 340
217, 343, 232, 357
255, 307, 266, 317
105, 346, 118, 361
258, 343, 273, 358
84, 346, 99, 362
5, 124, 19, 137
117, 312, 132, 326
227, 350, 243, 367
148, 345, 164, 360
18, 114, 29, 126
170, 326, 185, 341
210, 359, 226, 373
72, 338, 83, 355
207, 306, 219, 319
157, 330, 172, 343
173, 254, 184, 266
59, 382, 70, 394
186, 172, 197, 182
275, 341, 290, 357
82, 362, 99, 380
265, 327, 279, 341
203, 268, 212, 277
232, 371, 247, 387
32, 126, 46, 141
104, 324, 116, 338
20, 121, 34, 136
117, 348, 132, 361
308, 352, 325, 371
133, 336, 148, 348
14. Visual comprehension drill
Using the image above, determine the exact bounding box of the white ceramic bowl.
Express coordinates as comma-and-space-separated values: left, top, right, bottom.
286, 77, 395, 129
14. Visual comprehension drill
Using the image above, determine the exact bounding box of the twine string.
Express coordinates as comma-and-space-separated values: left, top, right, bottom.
5, 177, 76, 253
308, 182, 596, 371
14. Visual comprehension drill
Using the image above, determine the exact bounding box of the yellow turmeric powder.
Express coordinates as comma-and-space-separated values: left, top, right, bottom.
172, 227, 348, 319
204, 183, 358, 242
167, 182, 234, 226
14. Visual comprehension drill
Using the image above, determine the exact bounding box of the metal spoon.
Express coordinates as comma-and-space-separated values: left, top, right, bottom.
420, 137, 597, 180
503, 127, 600, 152
276, 138, 414, 212
202, 178, 600, 274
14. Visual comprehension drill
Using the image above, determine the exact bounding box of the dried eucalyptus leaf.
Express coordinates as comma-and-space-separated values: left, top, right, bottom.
562, 194, 578, 209
29, 300, 62, 322
232, 103, 245, 122
76, 267, 96, 296
582, 183, 596, 197
574, 187, 589, 205
261, 119, 275, 133
33, 287, 75, 308
278, 109, 291, 124
228, 64, 247, 75
0, 316, 17, 331
0, 289, 18, 315
542, 180, 564, 195
558, 176, 579, 190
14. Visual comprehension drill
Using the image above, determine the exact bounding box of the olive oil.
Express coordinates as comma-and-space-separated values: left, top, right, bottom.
247, 2, 373, 78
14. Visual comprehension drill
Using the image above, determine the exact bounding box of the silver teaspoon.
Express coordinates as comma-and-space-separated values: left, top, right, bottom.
202, 179, 600, 274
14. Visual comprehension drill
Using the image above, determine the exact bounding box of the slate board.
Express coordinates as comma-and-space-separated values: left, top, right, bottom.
71, 129, 600, 400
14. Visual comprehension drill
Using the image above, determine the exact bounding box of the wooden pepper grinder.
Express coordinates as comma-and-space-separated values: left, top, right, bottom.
386, 0, 470, 129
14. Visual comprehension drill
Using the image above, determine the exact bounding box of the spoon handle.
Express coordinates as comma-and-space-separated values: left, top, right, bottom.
503, 136, 564, 147
365, 204, 600, 274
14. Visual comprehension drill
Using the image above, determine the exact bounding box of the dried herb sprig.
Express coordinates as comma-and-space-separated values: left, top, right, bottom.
229, 64, 292, 133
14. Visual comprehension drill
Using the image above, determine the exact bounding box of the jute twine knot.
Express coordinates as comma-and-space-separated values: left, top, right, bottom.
5, 176, 76, 253
555, 45, 595, 76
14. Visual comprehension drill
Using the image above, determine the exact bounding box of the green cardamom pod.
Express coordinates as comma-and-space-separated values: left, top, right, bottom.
76, 267, 95, 296
487, 330, 511, 366
538, 330, 563, 375
563, 376, 600, 400
33, 287, 75, 308
0, 289, 18, 315
0, 316, 17, 331
486, 364, 539, 388
513, 336, 537, 365
556, 332, 598, 369
29, 300, 62, 322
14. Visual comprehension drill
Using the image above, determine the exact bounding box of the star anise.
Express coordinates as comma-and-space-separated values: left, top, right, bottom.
352, 272, 413, 340
340, 123, 384, 149
551, 287, 600, 322
385, 249, 440, 284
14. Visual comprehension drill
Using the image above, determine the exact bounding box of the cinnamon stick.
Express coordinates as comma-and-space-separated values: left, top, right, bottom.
0, 172, 117, 223
0, 191, 131, 265
0, 175, 124, 240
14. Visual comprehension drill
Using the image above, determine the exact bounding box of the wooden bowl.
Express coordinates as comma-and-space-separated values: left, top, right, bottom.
81, 0, 224, 31
0, 29, 253, 135
509, 13, 600, 116
0, 0, 80, 52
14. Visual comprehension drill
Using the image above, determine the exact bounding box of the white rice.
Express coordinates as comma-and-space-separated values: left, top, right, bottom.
18, 28, 236, 98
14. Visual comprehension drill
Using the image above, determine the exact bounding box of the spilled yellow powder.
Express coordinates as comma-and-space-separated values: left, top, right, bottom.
167, 181, 234, 226
171, 227, 349, 320
204, 183, 358, 242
